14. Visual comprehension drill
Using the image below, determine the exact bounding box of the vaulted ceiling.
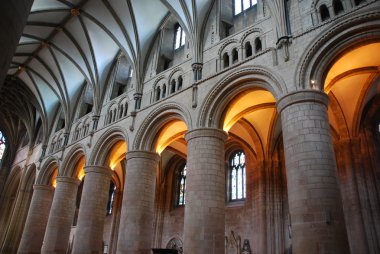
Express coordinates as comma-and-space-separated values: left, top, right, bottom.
5, 0, 215, 145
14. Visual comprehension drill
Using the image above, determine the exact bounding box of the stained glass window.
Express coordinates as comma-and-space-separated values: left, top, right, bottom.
229, 151, 246, 201
177, 164, 187, 206
0, 131, 5, 162
174, 24, 186, 49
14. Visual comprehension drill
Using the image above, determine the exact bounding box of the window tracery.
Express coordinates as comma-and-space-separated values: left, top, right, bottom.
228, 151, 246, 201
177, 164, 187, 206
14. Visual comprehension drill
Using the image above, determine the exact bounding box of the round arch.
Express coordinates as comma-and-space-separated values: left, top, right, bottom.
89, 126, 129, 166
133, 102, 192, 152
36, 157, 59, 186
198, 65, 285, 128
296, 9, 380, 90
60, 143, 87, 179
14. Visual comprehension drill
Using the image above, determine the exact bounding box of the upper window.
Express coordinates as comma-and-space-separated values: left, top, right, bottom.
234, 0, 257, 15
176, 164, 187, 206
228, 151, 246, 201
106, 181, 116, 215
174, 24, 186, 49
0, 131, 5, 162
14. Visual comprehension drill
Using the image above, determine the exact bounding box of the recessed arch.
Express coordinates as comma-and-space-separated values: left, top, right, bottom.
198, 65, 284, 129
89, 126, 128, 167
297, 10, 380, 89
60, 143, 86, 180
37, 157, 59, 186
133, 102, 192, 152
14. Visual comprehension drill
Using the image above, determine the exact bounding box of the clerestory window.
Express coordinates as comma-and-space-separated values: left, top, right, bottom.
234, 0, 257, 15
228, 150, 246, 201
174, 24, 186, 50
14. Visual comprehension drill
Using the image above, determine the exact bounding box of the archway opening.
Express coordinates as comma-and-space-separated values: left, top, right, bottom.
323, 42, 380, 253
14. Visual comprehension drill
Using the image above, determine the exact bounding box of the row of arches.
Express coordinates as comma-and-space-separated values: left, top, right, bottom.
154, 75, 184, 102
221, 37, 263, 70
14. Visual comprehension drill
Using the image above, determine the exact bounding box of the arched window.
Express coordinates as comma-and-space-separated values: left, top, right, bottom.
320, 5, 330, 21
234, 0, 258, 15
162, 84, 167, 98
174, 24, 186, 49
232, 48, 238, 64
255, 38, 262, 53
171, 80, 176, 94
0, 131, 6, 163
245, 41, 252, 58
228, 151, 246, 201
333, 0, 344, 15
123, 102, 128, 117
178, 76, 183, 90
119, 104, 124, 119
156, 86, 161, 101
177, 164, 187, 206
106, 181, 116, 216
223, 52, 230, 68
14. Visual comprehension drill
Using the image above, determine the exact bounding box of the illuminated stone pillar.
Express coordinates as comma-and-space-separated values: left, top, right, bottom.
71, 166, 112, 254
116, 151, 160, 254
183, 128, 228, 254
277, 90, 349, 254
42, 177, 80, 254
18, 185, 54, 254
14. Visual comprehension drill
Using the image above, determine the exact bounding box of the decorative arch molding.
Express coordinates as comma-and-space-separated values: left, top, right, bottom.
218, 39, 239, 56
89, 126, 129, 166
133, 102, 192, 151
37, 156, 59, 185
60, 143, 86, 178
296, 9, 380, 90
168, 67, 184, 82
152, 75, 167, 89
198, 65, 285, 128
239, 27, 263, 45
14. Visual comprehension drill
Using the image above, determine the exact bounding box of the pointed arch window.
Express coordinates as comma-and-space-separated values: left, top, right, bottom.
0, 131, 6, 162
177, 164, 187, 206
174, 24, 186, 50
228, 151, 246, 201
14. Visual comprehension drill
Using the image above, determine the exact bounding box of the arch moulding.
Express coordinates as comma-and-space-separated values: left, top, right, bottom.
198, 65, 286, 129
133, 102, 192, 151
296, 9, 380, 90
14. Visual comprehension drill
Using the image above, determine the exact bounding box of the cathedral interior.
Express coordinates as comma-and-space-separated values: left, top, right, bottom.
0, 0, 380, 253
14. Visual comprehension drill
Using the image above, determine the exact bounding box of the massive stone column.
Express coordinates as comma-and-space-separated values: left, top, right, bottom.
116, 151, 160, 254
71, 166, 112, 254
42, 177, 80, 254
277, 90, 349, 254
183, 128, 227, 254
18, 185, 54, 254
